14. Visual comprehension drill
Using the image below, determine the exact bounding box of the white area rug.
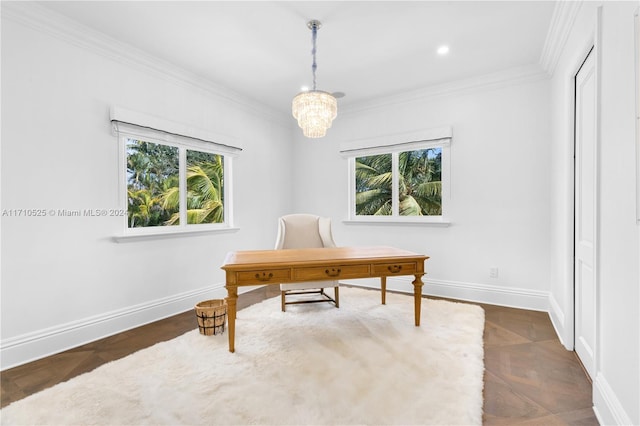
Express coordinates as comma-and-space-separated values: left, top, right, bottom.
1, 287, 485, 425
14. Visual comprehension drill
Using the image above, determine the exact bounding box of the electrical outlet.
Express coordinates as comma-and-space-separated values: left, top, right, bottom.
489, 267, 499, 278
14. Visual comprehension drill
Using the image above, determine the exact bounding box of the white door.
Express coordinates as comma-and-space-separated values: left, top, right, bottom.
574, 48, 597, 379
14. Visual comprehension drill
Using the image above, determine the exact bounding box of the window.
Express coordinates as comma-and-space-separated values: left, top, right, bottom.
343, 128, 450, 224
126, 139, 226, 228
112, 107, 240, 238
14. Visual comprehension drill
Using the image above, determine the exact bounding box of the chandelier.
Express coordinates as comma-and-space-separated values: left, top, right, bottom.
292, 20, 337, 138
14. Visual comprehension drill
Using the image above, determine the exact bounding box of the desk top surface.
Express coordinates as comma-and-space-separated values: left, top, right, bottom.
221, 246, 429, 270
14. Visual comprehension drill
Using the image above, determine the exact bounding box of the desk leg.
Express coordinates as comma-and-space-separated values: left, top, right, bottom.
225, 285, 238, 353
412, 274, 424, 326
380, 276, 387, 305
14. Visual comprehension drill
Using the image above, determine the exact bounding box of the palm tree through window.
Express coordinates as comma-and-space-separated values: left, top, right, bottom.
355, 148, 442, 217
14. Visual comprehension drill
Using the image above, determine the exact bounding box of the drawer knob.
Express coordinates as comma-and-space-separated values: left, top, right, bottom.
255, 272, 274, 281
324, 268, 341, 277
387, 265, 402, 273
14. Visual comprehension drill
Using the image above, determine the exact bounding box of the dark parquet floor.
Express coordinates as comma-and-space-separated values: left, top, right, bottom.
1, 286, 598, 425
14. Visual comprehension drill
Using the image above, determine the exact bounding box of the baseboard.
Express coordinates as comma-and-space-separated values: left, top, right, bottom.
341, 276, 549, 312
593, 372, 633, 426
0, 283, 234, 371
548, 293, 573, 350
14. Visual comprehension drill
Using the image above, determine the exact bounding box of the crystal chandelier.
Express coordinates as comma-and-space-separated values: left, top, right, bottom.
292, 20, 337, 138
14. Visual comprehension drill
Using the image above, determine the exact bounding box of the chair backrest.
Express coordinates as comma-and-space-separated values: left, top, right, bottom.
275, 214, 336, 250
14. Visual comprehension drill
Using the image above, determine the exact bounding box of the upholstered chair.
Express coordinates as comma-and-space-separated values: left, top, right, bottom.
274, 214, 340, 312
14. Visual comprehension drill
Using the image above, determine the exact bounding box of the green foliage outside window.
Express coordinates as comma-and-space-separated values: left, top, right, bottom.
355, 154, 392, 215
355, 148, 442, 216
398, 148, 442, 216
126, 139, 224, 228
127, 140, 178, 227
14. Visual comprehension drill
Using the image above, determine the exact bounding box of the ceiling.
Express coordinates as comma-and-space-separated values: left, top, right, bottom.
36, 1, 556, 115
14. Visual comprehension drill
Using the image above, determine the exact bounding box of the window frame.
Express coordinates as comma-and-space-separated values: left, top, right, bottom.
342, 130, 451, 226
113, 119, 239, 240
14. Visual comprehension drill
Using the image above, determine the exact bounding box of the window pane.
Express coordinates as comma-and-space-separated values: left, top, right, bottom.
398, 148, 442, 216
186, 150, 224, 224
355, 154, 392, 216
126, 139, 179, 227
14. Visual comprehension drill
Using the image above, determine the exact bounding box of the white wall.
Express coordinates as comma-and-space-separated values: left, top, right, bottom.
595, 3, 639, 424
290, 74, 553, 310
0, 6, 293, 369
549, 2, 639, 424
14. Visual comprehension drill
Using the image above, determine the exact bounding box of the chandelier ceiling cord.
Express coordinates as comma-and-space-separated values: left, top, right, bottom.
292, 20, 337, 139
310, 20, 320, 92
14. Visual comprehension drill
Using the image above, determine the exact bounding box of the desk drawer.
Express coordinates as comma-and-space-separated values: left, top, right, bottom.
236, 268, 290, 284
372, 262, 417, 276
293, 264, 370, 281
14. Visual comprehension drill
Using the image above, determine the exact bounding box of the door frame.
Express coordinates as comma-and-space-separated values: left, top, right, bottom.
573, 45, 598, 378
568, 8, 602, 376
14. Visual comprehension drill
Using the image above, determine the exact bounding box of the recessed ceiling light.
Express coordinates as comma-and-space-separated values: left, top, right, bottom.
300, 85, 310, 92
437, 46, 449, 55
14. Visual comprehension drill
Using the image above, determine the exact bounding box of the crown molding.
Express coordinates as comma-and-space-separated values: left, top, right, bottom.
340, 64, 550, 116
1, 2, 291, 129
539, 0, 584, 75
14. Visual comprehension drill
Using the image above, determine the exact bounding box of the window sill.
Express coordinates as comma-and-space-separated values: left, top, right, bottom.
342, 218, 451, 227
113, 227, 240, 243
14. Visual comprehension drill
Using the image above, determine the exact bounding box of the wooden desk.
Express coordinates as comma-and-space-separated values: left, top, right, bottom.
221, 246, 429, 353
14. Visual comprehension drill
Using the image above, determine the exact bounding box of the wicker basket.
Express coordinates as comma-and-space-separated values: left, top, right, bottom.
195, 299, 227, 336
